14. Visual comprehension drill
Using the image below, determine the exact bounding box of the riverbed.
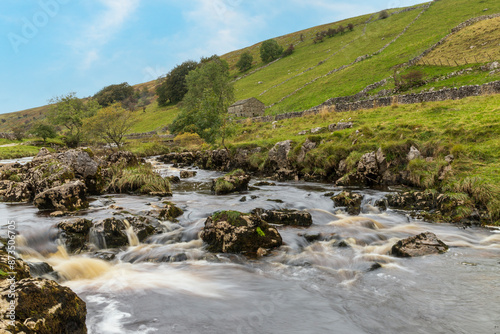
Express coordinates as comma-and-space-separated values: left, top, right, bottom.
1, 158, 499, 334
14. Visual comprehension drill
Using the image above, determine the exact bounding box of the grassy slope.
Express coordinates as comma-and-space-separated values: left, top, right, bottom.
227, 94, 500, 221
1, 0, 499, 134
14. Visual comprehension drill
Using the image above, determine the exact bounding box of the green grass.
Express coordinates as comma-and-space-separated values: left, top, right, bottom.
0, 145, 47, 159
225, 94, 500, 222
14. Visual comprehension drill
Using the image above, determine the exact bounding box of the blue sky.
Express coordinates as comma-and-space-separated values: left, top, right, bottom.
0, 0, 424, 114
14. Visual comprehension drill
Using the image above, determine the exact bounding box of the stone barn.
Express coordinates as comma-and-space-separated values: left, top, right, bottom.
228, 97, 265, 118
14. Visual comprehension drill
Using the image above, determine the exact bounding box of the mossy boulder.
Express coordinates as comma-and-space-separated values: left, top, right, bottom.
211, 169, 251, 195
200, 211, 282, 254
332, 191, 364, 215
57, 218, 93, 253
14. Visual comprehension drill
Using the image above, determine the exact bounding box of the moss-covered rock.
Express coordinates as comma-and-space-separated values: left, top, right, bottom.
33, 181, 88, 211
211, 169, 251, 195
332, 191, 364, 215
200, 211, 282, 254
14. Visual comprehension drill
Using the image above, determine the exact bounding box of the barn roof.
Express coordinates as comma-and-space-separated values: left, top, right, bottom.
229, 97, 264, 107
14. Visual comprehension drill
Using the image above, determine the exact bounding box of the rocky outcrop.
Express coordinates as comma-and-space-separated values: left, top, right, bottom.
200, 211, 282, 254
328, 122, 353, 132
212, 170, 251, 195
391, 232, 448, 257
296, 139, 317, 164
107, 150, 139, 167
33, 181, 88, 211
331, 191, 364, 215
0, 248, 87, 334
253, 208, 313, 227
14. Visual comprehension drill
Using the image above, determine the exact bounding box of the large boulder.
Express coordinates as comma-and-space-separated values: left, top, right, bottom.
0, 180, 30, 202
331, 191, 364, 215
391, 232, 448, 257
57, 149, 99, 179
200, 211, 282, 254
212, 170, 251, 195
33, 181, 87, 211
107, 150, 139, 167
253, 208, 313, 227
33, 181, 88, 211
0, 278, 87, 334
0, 248, 87, 334
266, 140, 293, 171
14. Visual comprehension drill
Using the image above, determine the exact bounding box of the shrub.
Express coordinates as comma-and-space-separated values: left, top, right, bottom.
313, 35, 324, 44
395, 70, 425, 91
260, 39, 283, 63
347, 23, 354, 31
173, 132, 205, 149
326, 28, 337, 37
94, 82, 134, 107
236, 52, 253, 72
379, 10, 389, 19
337, 25, 345, 34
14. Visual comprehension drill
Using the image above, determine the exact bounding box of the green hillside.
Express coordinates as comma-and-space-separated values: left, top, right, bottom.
1, 0, 499, 134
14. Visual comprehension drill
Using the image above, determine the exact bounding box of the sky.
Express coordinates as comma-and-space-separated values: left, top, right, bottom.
0, 0, 424, 114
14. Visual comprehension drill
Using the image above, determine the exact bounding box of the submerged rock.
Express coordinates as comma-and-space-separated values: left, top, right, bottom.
253, 208, 313, 227
211, 169, 251, 195
391, 232, 448, 257
200, 211, 282, 254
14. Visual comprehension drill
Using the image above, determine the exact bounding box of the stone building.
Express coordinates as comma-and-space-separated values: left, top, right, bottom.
228, 97, 265, 118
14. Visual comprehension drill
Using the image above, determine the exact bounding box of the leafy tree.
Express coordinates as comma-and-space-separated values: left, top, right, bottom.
11, 125, 26, 141
93, 82, 134, 107
170, 57, 235, 146
156, 60, 198, 106
29, 122, 57, 143
83, 104, 134, 149
260, 39, 283, 63
236, 52, 253, 72
282, 44, 295, 57
47, 92, 99, 147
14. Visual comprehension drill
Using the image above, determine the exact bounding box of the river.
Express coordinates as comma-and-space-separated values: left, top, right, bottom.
1, 157, 499, 334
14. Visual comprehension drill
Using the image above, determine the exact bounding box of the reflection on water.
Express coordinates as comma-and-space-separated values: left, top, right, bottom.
1, 158, 499, 334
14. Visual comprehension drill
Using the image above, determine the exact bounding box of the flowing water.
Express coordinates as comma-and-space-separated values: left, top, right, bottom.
1, 157, 500, 334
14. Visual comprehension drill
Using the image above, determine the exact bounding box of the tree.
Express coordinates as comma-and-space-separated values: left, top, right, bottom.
170, 57, 235, 146
156, 60, 198, 106
282, 44, 295, 57
236, 52, 253, 72
347, 23, 354, 31
29, 122, 57, 143
83, 104, 134, 149
47, 92, 99, 147
11, 125, 26, 141
260, 39, 283, 63
337, 25, 345, 34
93, 82, 134, 107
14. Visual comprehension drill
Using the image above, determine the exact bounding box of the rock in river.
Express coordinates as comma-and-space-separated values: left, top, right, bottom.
391, 231, 449, 257
200, 211, 282, 254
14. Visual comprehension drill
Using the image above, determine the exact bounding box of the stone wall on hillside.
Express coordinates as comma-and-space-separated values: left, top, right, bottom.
235, 80, 500, 124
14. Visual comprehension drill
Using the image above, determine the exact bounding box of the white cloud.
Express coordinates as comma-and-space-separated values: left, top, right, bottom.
74, 0, 140, 70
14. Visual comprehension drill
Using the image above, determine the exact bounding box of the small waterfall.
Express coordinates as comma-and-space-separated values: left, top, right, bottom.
89, 227, 107, 250
123, 219, 139, 247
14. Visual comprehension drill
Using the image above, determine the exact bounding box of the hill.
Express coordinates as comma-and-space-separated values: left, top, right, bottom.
1, 0, 499, 134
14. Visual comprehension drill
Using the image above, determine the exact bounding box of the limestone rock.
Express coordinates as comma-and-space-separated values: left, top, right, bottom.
180, 170, 197, 178
57, 218, 93, 253
200, 211, 282, 254
328, 122, 353, 132
33, 181, 88, 211
212, 170, 251, 195
253, 208, 313, 227
331, 191, 364, 215
391, 232, 448, 257
297, 139, 317, 164
407, 146, 422, 161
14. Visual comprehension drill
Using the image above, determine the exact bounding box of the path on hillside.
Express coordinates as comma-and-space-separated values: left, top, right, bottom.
266, 3, 431, 109
0, 143, 19, 148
